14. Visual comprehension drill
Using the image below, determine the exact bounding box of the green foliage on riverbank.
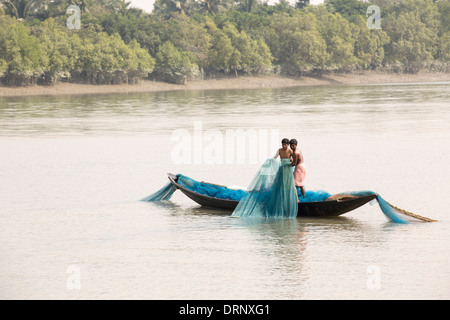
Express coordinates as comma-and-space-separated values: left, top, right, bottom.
0, 0, 448, 86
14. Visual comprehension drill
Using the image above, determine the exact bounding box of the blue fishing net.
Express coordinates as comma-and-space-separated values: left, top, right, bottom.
179, 172, 421, 223
341, 190, 411, 224
140, 181, 177, 201
299, 189, 332, 203
142, 172, 434, 223
177, 175, 247, 201
177, 174, 332, 204
231, 158, 299, 218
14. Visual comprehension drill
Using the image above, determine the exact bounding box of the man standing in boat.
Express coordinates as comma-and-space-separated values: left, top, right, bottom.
290, 139, 306, 198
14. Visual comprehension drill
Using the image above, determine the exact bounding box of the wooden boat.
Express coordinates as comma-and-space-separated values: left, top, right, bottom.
167, 173, 378, 217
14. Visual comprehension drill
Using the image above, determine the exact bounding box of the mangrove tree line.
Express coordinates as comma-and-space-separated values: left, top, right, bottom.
0, 0, 448, 85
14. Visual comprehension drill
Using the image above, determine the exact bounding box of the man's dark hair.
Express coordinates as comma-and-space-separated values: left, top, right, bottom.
281, 138, 290, 144
289, 139, 298, 145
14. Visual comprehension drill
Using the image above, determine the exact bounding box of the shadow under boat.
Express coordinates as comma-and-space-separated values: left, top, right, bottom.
167, 173, 378, 217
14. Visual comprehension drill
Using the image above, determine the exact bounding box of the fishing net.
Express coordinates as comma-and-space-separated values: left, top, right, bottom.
141, 172, 436, 223
140, 181, 177, 201
140, 173, 248, 202
299, 189, 332, 203
332, 190, 436, 223
177, 175, 247, 201
230, 158, 299, 218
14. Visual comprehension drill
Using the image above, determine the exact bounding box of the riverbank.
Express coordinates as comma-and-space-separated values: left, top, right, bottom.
1, 71, 449, 97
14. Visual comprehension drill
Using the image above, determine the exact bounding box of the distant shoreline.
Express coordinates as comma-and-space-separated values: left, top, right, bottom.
1, 71, 449, 98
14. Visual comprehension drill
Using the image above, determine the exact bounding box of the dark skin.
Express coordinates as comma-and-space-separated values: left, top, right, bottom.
278, 143, 293, 159
290, 143, 305, 198
290, 144, 300, 166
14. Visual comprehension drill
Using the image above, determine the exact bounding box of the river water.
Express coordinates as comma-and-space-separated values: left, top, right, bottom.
0, 82, 449, 300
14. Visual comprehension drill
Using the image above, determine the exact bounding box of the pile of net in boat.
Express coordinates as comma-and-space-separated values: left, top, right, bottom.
177, 175, 248, 201
140, 174, 246, 202
141, 174, 436, 223
141, 174, 330, 203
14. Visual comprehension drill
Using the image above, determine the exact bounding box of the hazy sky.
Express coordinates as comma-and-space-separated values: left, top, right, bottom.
128, 0, 326, 13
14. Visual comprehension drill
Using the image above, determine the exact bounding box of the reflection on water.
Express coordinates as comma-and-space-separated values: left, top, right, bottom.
1, 82, 449, 136
0, 82, 449, 299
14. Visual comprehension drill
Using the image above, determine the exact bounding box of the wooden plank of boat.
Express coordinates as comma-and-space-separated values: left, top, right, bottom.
167, 173, 378, 217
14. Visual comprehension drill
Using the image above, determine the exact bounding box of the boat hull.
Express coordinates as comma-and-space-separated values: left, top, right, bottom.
168, 173, 377, 217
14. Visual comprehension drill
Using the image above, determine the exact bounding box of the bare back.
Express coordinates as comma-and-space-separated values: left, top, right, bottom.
292, 150, 304, 166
